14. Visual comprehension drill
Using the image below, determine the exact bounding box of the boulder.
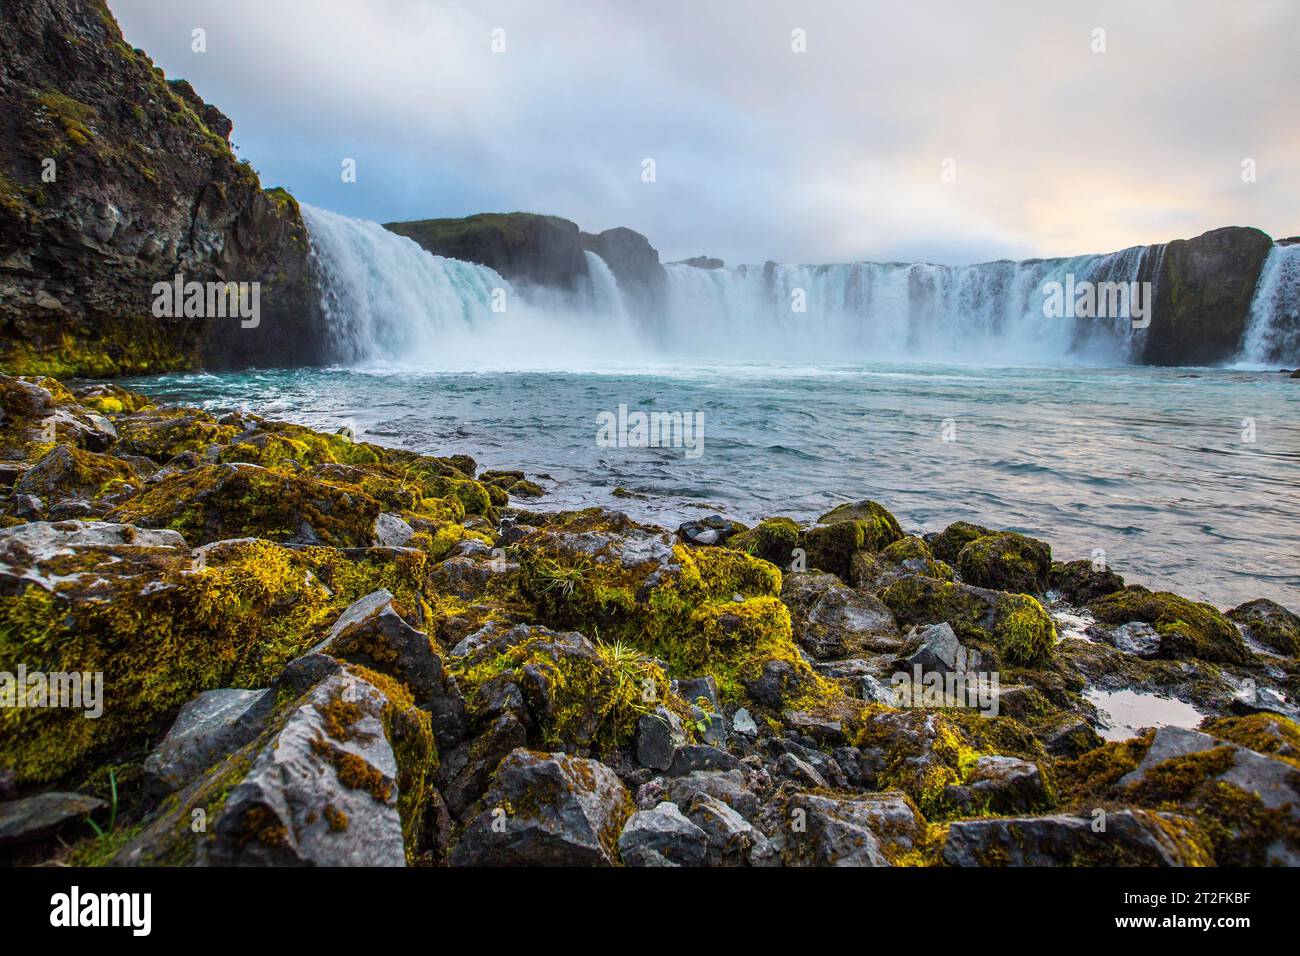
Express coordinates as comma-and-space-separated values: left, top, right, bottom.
941, 755, 1049, 814
943, 811, 1208, 866
451, 749, 631, 866
618, 801, 708, 867
785, 792, 926, 866
142, 688, 275, 797
636, 706, 685, 771
1089, 587, 1247, 664
956, 532, 1051, 594
1228, 598, 1300, 656
682, 792, 778, 867
782, 572, 902, 659
0, 792, 105, 849
1050, 559, 1125, 605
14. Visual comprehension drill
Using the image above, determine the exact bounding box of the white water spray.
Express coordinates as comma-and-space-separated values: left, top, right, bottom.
1239, 243, 1300, 366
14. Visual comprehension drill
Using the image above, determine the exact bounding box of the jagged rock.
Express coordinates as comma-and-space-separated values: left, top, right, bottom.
763, 737, 847, 789
208, 672, 406, 866
372, 512, 415, 548
683, 792, 778, 867
312, 589, 467, 749
742, 659, 799, 708
782, 572, 902, 659
1106, 621, 1162, 658
942, 755, 1048, 814
0, 792, 105, 848
732, 707, 758, 737
943, 811, 1206, 866
785, 792, 926, 866
665, 770, 762, 821
437, 713, 530, 818
897, 622, 965, 674
143, 688, 275, 797
774, 752, 829, 789
451, 749, 631, 866
781, 710, 846, 746
429, 541, 516, 599
636, 706, 685, 771
667, 745, 739, 776
676, 675, 727, 745
618, 801, 708, 867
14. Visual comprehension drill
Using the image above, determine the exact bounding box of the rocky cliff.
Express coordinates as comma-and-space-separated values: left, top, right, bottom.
385, 213, 669, 322
0, 0, 326, 377
1139, 226, 1275, 365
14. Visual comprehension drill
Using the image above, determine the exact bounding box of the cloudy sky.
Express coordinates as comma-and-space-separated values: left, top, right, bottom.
110, 0, 1299, 266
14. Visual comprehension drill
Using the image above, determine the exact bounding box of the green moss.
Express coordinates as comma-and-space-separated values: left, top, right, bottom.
478, 638, 667, 754
930, 521, 992, 563
805, 500, 903, 578
1202, 713, 1300, 769
727, 516, 801, 567
1089, 586, 1247, 664
881, 535, 953, 580
956, 532, 1051, 594
0, 537, 439, 786
111, 463, 382, 547
992, 594, 1056, 664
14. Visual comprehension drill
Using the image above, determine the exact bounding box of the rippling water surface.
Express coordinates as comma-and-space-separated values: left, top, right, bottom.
123, 362, 1300, 609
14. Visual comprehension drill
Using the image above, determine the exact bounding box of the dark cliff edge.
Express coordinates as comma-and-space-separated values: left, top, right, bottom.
1139, 226, 1275, 366
383, 213, 669, 325
0, 0, 326, 378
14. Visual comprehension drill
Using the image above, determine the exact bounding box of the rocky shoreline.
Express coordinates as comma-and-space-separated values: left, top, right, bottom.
1, 373, 1297, 867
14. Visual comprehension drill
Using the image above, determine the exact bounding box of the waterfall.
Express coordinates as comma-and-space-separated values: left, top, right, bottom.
1239, 243, 1300, 366
303, 204, 509, 364
583, 250, 629, 324
301, 205, 643, 369
662, 246, 1153, 363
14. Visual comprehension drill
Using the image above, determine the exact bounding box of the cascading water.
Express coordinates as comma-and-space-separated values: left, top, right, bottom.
662, 245, 1153, 363
303, 204, 509, 364
302, 205, 643, 369
1238, 243, 1300, 366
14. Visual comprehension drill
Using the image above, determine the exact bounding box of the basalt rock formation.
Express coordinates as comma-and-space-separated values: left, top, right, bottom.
1139, 226, 1275, 366
0, 0, 326, 377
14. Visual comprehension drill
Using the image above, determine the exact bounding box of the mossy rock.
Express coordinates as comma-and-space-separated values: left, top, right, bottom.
450, 624, 678, 754
114, 408, 239, 462
817, 499, 904, 548
111, 462, 383, 547
726, 516, 801, 568
956, 532, 1051, 594
13, 444, 141, 503
856, 707, 1050, 819
0, 530, 434, 786
1089, 586, 1248, 664
880, 575, 1055, 665
880, 535, 953, 580
1202, 713, 1300, 769
72, 383, 153, 416
930, 521, 992, 563
1049, 559, 1125, 605
1227, 598, 1300, 657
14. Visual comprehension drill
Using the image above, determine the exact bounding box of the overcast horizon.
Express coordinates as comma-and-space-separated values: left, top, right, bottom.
110, 0, 1299, 267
